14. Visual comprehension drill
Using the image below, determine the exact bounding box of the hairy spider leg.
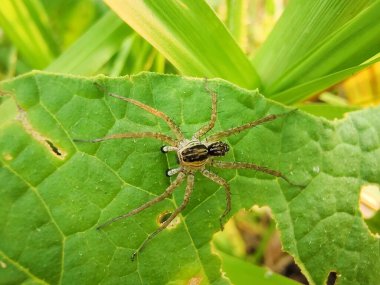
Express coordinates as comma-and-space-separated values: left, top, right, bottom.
210, 161, 300, 186
160, 146, 181, 176
207, 109, 297, 142
74, 132, 176, 146
131, 174, 195, 261
166, 167, 182, 177
201, 169, 231, 231
161, 145, 178, 153
108, 92, 185, 141
97, 172, 186, 230
193, 79, 218, 139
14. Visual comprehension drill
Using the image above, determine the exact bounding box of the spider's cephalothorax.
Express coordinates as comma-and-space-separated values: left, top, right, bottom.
75, 80, 298, 260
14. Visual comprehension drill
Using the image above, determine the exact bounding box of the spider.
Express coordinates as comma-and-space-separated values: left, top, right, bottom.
75, 81, 297, 260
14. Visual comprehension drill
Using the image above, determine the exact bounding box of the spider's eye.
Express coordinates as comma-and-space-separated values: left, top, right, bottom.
208, 142, 229, 156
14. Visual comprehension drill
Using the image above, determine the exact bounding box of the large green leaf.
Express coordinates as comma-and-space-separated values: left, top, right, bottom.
0, 72, 379, 285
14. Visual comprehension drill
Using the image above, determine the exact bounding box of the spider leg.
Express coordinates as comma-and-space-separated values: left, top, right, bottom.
207, 109, 297, 142
166, 167, 182, 177
193, 79, 217, 139
97, 172, 186, 230
131, 174, 195, 261
161, 145, 178, 153
74, 132, 177, 146
210, 160, 300, 186
201, 169, 231, 231
107, 92, 185, 141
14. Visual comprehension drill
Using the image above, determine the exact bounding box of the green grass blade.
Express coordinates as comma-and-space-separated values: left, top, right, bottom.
0, 0, 59, 69
109, 35, 135, 76
254, 0, 380, 96
226, 0, 247, 46
297, 104, 360, 120
104, 0, 259, 88
40, 0, 99, 49
217, 251, 301, 285
46, 11, 131, 75
271, 56, 380, 104
129, 37, 155, 74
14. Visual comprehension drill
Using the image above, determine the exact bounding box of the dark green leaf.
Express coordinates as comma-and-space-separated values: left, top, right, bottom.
0, 72, 379, 285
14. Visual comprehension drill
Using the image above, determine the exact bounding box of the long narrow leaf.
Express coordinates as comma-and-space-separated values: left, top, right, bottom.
104, 0, 260, 88
226, 0, 247, 46
217, 251, 301, 285
297, 104, 360, 120
46, 11, 131, 75
254, 0, 380, 96
109, 35, 135, 76
271, 56, 380, 104
0, 0, 59, 68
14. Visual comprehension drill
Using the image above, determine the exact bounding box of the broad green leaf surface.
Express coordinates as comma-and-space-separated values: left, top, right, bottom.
104, 0, 260, 89
0, 72, 380, 285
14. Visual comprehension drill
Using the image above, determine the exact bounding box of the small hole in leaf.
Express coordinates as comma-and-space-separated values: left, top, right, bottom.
157, 211, 180, 229
213, 206, 309, 284
45, 140, 62, 156
158, 211, 171, 224
360, 184, 380, 235
360, 184, 380, 219
326, 271, 338, 285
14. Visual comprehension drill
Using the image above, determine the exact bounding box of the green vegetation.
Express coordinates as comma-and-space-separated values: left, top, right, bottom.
0, 1, 379, 284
